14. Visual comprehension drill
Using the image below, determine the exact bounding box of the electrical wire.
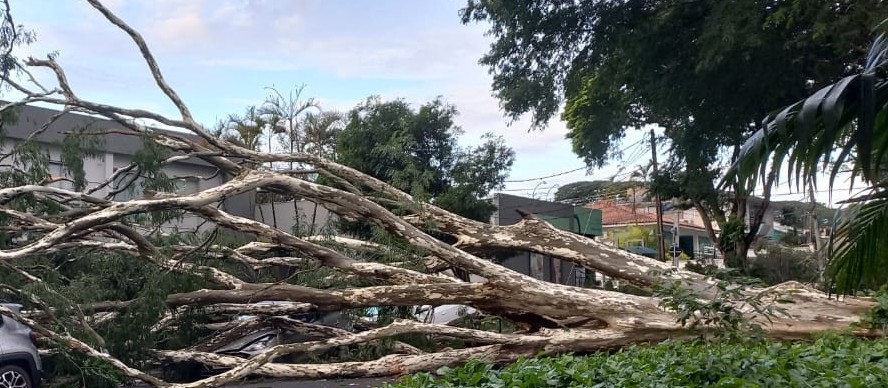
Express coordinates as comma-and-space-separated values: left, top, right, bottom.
504, 166, 587, 183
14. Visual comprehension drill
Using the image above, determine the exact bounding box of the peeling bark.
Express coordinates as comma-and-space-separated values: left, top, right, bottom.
0, 2, 877, 387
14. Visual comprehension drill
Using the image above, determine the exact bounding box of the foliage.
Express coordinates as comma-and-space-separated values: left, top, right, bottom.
651, 268, 787, 342
42, 352, 127, 388
730, 24, 888, 293
388, 335, 888, 388
336, 97, 514, 222
554, 180, 642, 206
747, 241, 820, 286
0, 247, 213, 387
60, 128, 104, 191
0, 0, 36, 86
859, 286, 888, 333
462, 0, 888, 264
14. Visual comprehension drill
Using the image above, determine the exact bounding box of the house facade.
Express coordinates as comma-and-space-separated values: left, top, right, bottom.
587, 200, 717, 260
588, 194, 778, 264
489, 193, 602, 287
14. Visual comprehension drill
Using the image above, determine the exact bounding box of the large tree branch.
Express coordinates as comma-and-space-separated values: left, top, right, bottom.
406, 208, 717, 295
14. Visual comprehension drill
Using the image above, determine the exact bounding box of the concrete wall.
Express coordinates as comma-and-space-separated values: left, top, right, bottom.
255, 200, 338, 235
490, 193, 584, 287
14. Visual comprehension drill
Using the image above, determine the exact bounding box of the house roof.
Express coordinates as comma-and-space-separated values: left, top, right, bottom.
585, 201, 711, 232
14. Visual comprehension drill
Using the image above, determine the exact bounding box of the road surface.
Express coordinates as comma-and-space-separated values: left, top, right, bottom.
224, 377, 396, 387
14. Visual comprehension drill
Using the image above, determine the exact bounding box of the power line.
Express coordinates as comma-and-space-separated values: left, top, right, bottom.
504, 166, 587, 183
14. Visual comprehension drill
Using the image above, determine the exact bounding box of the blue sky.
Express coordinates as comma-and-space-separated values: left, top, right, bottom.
9, 0, 849, 205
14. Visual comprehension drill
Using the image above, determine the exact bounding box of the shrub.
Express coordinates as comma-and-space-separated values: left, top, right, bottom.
387, 335, 888, 387
748, 242, 820, 286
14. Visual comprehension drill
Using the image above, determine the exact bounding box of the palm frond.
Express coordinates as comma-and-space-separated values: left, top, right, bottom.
828, 191, 888, 294
725, 33, 888, 189
728, 28, 888, 293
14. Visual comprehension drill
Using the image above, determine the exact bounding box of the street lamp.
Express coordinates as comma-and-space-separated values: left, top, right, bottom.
532, 180, 547, 199
545, 184, 560, 201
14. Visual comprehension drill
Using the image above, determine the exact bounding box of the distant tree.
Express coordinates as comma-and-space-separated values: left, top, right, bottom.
336, 97, 514, 221
554, 180, 639, 206
773, 201, 835, 231
462, 0, 888, 270
214, 106, 268, 152
298, 110, 345, 160
778, 205, 805, 230
261, 86, 345, 163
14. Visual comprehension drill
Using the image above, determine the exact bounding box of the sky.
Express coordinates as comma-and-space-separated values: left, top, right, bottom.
8, 0, 854, 206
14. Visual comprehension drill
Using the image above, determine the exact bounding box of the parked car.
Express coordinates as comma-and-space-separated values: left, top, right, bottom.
0, 303, 42, 388
213, 325, 281, 359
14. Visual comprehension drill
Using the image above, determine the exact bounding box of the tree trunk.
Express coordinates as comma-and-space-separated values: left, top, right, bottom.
726, 238, 751, 272
0, 3, 876, 387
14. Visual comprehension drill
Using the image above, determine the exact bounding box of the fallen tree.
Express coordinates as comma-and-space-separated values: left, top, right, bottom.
0, 1, 878, 387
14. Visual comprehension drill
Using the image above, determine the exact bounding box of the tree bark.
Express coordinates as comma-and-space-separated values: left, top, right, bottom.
0, 2, 876, 387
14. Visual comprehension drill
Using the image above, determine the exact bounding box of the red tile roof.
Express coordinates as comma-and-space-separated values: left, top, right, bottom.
586, 201, 710, 231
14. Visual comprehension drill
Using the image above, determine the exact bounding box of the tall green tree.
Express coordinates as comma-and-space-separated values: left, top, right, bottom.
462, 0, 888, 268
336, 97, 514, 221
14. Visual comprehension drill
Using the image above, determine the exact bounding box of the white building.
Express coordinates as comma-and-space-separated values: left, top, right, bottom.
1, 103, 333, 235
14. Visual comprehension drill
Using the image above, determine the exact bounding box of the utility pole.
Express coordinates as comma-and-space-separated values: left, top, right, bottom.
650, 128, 667, 263
672, 207, 681, 267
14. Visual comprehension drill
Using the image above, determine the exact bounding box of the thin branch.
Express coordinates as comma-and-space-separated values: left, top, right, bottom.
0, 304, 169, 386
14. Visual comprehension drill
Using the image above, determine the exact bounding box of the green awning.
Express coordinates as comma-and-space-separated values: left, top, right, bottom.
537, 215, 572, 232
535, 207, 602, 236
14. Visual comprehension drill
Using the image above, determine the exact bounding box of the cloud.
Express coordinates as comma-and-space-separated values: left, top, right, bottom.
12, 0, 596, 197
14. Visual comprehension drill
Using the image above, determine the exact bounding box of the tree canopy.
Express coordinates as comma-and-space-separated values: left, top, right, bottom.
0, 1, 879, 387
462, 0, 888, 266
336, 97, 515, 221
730, 23, 888, 293
554, 180, 642, 206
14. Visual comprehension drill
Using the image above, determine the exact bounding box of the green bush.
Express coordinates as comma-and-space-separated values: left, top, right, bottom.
748, 242, 819, 286
387, 335, 888, 387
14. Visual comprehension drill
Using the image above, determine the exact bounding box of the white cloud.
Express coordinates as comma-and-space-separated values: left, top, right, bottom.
12, 0, 597, 197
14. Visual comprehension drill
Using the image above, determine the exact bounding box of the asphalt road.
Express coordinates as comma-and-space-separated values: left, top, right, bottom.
223, 377, 396, 388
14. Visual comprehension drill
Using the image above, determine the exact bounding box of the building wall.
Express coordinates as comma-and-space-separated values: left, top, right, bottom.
490, 193, 583, 286
255, 200, 338, 235
0, 104, 259, 235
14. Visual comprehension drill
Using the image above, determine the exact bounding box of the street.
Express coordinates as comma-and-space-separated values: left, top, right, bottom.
222, 377, 396, 388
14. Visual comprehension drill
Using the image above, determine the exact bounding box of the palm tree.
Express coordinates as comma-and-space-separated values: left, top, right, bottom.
300, 110, 345, 160
261, 86, 320, 162
216, 106, 268, 152
729, 30, 888, 293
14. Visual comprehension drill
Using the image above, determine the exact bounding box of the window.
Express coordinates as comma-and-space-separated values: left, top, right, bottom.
48, 161, 74, 190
